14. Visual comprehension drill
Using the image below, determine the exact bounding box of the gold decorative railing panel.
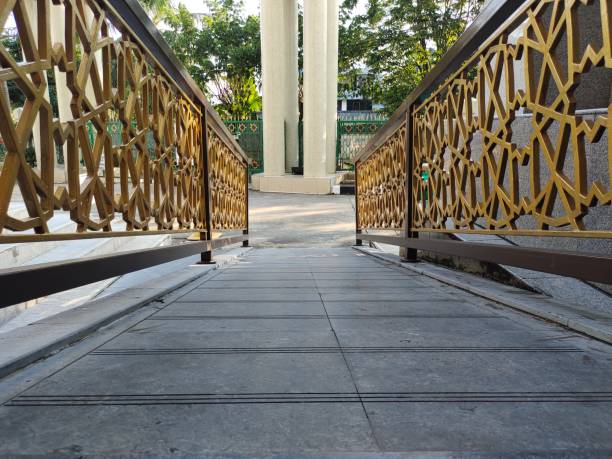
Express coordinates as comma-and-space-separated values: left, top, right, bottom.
0, 0, 247, 242
411, 0, 611, 237
356, 124, 406, 229
207, 125, 248, 231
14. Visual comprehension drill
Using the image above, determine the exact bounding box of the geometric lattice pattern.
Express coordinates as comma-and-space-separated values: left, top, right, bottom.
0, 0, 247, 240
207, 126, 247, 230
412, 0, 611, 236
356, 124, 407, 229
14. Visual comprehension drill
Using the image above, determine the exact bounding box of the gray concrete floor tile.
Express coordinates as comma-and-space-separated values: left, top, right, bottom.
211, 273, 316, 281
363, 402, 612, 451
0, 403, 378, 455
25, 352, 355, 395
321, 291, 453, 302
178, 288, 322, 302
315, 279, 439, 289
203, 279, 318, 288
100, 330, 341, 350
345, 351, 612, 392
311, 272, 416, 280
329, 317, 525, 333
334, 329, 586, 348
157, 301, 326, 317
322, 300, 490, 316
135, 317, 332, 332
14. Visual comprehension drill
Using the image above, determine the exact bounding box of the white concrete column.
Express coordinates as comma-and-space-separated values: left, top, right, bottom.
303, 0, 328, 178
325, 0, 339, 175
283, 0, 299, 171
260, 0, 289, 177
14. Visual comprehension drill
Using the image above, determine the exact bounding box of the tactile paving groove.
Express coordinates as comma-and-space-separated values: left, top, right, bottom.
145, 314, 504, 320
88, 346, 583, 355
7, 392, 611, 406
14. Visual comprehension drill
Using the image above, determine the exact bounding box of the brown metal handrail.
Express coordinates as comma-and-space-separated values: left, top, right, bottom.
353, 0, 612, 284
0, 0, 249, 307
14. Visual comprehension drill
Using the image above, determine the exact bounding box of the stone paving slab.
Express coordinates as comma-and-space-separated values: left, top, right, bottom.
0, 247, 610, 456
364, 402, 612, 451
100, 330, 341, 350
329, 317, 526, 333
345, 351, 612, 392
322, 300, 492, 316
213, 272, 318, 281
320, 291, 453, 302
205, 279, 319, 288
0, 404, 378, 455
23, 352, 355, 395
178, 288, 322, 302
314, 278, 439, 288
334, 328, 589, 348
136, 316, 332, 332
159, 301, 327, 316
311, 272, 417, 279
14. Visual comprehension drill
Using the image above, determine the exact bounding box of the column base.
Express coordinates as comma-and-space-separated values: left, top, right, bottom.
252, 173, 341, 195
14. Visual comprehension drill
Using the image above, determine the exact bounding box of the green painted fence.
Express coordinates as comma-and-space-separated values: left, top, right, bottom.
223, 118, 387, 174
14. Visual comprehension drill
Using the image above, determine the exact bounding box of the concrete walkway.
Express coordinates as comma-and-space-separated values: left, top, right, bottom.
0, 247, 611, 456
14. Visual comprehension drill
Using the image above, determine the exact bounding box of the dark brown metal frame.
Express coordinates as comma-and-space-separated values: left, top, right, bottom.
352, 0, 612, 284
0, 235, 247, 309
359, 234, 612, 285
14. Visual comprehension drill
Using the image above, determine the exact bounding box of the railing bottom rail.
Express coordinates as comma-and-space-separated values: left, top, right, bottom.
358, 234, 612, 285
0, 234, 248, 309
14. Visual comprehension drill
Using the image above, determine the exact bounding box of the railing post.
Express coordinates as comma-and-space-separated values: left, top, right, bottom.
243, 160, 250, 247
200, 111, 215, 264
400, 108, 418, 262
354, 160, 363, 246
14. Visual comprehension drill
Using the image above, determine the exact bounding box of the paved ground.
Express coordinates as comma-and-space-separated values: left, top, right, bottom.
0, 247, 611, 456
248, 191, 356, 247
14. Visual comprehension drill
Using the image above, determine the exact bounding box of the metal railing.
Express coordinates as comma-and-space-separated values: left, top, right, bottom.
353, 0, 612, 284
0, 0, 249, 307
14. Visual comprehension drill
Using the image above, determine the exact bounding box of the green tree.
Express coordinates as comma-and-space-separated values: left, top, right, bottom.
140, 0, 173, 25
161, 0, 261, 119
339, 0, 484, 114
212, 74, 262, 119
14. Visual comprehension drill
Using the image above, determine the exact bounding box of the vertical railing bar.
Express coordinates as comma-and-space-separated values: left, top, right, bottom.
355, 159, 362, 246
243, 158, 250, 247
200, 110, 215, 264
401, 107, 418, 262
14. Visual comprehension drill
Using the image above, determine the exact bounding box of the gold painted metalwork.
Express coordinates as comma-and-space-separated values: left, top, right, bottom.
356, 125, 407, 229
0, 0, 247, 241
411, 0, 611, 237
207, 125, 248, 230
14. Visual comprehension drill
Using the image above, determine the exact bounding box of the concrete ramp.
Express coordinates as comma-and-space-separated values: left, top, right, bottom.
0, 248, 611, 456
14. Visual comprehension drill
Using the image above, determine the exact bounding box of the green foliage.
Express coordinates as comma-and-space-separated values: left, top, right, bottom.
159, 0, 261, 119
1, 37, 25, 110
143, 0, 483, 118
213, 74, 262, 120
161, 1, 259, 86
339, 0, 484, 114
140, 0, 173, 25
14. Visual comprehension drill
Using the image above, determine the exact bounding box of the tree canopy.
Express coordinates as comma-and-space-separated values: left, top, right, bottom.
339, 0, 484, 114
149, 0, 484, 117
161, 0, 261, 118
